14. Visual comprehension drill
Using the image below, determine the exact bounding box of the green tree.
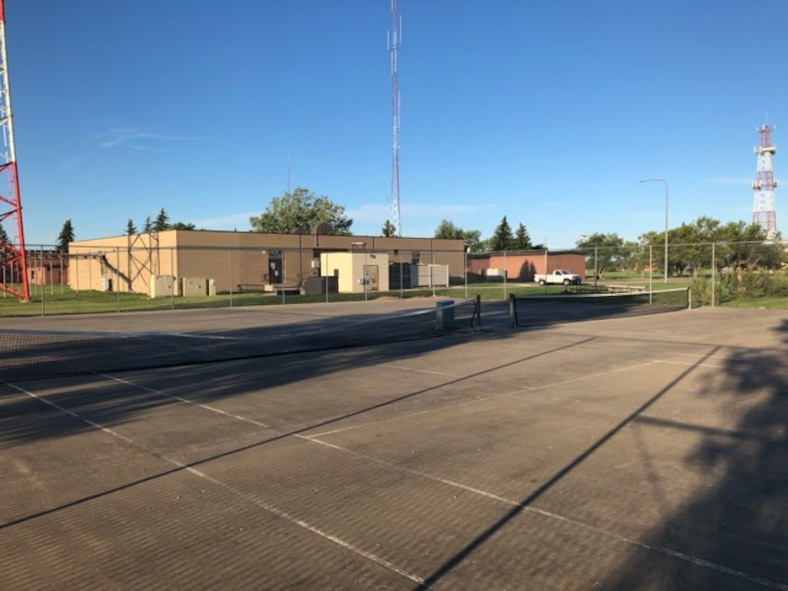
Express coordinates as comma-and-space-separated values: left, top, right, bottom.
125, 219, 137, 236
576, 232, 626, 275
57, 219, 75, 252
0, 222, 8, 243
433, 219, 483, 252
170, 221, 197, 230
488, 216, 513, 252
381, 220, 397, 237
249, 187, 352, 235
511, 223, 532, 250
143, 217, 152, 234
716, 221, 780, 271
153, 208, 170, 232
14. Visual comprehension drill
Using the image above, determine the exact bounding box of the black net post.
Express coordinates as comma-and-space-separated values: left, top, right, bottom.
471, 294, 481, 332
509, 293, 518, 328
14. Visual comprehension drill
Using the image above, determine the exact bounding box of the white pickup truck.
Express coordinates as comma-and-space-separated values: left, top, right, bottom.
534, 269, 582, 286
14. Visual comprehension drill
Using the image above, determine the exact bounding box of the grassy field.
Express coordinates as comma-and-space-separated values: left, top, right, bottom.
0, 279, 782, 318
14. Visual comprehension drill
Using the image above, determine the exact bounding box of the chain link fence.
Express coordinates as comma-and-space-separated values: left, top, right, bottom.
577, 240, 788, 306
2, 243, 469, 315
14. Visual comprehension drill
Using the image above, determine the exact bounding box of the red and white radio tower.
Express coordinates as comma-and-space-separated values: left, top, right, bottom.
388, 0, 402, 237
752, 124, 778, 238
0, 0, 29, 300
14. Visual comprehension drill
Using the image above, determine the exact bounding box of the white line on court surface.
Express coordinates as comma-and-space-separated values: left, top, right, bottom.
16, 365, 784, 589
6, 382, 427, 587
303, 435, 788, 590
379, 363, 461, 377
307, 360, 662, 439
99, 374, 272, 429
655, 357, 784, 372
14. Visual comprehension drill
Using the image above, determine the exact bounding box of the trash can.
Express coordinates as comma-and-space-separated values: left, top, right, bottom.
435, 299, 455, 331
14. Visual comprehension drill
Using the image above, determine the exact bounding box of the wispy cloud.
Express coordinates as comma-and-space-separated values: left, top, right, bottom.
98, 127, 197, 149
192, 212, 256, 231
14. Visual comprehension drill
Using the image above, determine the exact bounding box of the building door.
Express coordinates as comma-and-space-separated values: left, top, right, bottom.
267, 252, 283, 284
363, 265, 379, 291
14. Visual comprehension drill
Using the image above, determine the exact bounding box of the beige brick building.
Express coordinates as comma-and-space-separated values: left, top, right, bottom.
68, 230, 466, 295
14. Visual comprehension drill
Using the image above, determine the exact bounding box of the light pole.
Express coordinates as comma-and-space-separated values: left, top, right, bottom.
640, 178, 669, 284
464, 243, 469, 299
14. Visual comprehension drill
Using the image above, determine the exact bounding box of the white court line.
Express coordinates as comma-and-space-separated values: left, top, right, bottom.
100, 374, 272, 429
307, 360, 660, 439
303, 436, 788, 590
380, 364, 461, 377
655, 359, 756, 370
16, 363, 785, 589
6, 382, 426, 587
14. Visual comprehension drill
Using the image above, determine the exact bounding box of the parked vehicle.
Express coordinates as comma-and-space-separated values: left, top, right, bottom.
534, 269, 582, 286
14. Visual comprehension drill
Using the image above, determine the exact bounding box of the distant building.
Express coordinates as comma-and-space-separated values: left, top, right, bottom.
26, 249, 69, 286
68, 230, 465, 295
468, 250, 586, 282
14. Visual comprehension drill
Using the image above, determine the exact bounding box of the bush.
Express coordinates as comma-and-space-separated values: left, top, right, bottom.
718, 270, 788, 301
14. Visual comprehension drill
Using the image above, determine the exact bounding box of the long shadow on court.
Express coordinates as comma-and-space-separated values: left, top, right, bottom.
0, 302, 513, 446
413, 317, 788, 590
595, 317, 788, 589
0, 329, 599, 534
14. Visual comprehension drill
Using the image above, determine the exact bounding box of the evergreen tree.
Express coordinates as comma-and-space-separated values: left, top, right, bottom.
381, 220, 397, 237
153, 208, 170, 232
512, 223, 532, 250
126, 219, 137, 235
143, 217, 152, 233
57, 219, 75, 252
0, 222, 8, 243
488, 216, 513, 252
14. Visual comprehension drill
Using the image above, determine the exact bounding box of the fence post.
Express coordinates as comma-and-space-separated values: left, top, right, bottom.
39, 246, 45, 316
648, 245, 653, 304
400, 259, 404, 299
116, 247, 121, 312
229, 249, 233, 308
711, 242, 715, 308
503, 250, 507, 300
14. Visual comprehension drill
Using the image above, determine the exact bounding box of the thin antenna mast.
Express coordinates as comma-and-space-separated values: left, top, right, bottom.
388, 0, 402, 236
0, 0, 30, 300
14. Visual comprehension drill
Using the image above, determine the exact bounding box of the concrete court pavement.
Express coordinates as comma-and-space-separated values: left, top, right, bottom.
1, 302, 786, 590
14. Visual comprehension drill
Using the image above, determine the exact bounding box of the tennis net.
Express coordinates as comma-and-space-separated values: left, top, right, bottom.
509, 287, 690, 328
0, 298, 481, 384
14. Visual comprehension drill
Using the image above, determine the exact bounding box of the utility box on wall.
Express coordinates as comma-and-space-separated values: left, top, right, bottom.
181, 276, 208, 296
150, 275, 174, 298
320, 252, 390, 294
414, 264, 449, 287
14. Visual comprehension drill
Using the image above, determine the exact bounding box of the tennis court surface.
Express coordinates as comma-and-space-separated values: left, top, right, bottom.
2, 299, 786, 590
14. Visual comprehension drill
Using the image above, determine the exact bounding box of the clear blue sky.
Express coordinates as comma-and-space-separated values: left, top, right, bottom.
6, 0, 787, 247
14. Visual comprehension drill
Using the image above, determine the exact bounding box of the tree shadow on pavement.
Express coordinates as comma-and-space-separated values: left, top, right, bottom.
588, 317, 788, 589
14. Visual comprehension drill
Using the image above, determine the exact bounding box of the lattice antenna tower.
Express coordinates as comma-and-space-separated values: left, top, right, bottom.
0, 1, 28, 300
388, 0, 402, 236
752, 124, 778, 238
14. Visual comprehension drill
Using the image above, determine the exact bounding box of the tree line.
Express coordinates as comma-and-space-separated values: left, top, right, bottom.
2, 187, 784, 276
